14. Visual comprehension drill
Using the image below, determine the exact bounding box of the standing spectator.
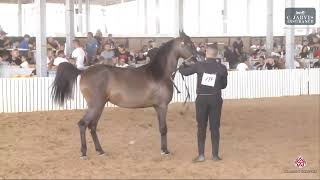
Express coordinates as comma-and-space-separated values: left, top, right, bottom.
224, 46, 238, 69
47, 37, 61, 51
115, 44, 132, 64
19, 34, 31, 57
300, 40, 310, 58
106, 34, 115, 49
233, 37, 244, 57
19, 34, 30, 49
71, 39, 86, 69
85, 32, 98, 65
100, 43, 115, 65
7, 49, 22, 65
94, 30, 104, 54
198, 44, 206, 61
135, 51, 146, 64
0, 30, 10, 50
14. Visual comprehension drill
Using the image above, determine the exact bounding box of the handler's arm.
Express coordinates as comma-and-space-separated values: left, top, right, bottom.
179, 63, 198, 76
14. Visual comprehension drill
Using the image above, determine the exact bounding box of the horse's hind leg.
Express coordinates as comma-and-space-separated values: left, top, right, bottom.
78, 100, 106, 159
88, 114, 105, 155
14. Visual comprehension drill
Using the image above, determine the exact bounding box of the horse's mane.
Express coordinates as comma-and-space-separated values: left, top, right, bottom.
147, 39, 176, 80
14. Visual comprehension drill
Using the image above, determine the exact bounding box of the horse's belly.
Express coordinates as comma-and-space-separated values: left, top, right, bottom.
108, 92, 155, 108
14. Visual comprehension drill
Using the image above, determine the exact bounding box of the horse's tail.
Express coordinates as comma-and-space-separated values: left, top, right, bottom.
51, 62, 82, 106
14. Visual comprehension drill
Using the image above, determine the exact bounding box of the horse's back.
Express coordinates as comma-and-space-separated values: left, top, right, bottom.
79, 64, 165, 108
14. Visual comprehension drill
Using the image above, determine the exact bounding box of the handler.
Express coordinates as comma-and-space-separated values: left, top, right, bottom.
179, 44, 228, 162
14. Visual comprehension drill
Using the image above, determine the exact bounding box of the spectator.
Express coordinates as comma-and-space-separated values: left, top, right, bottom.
19, 34, 31, 57
47, 37, 61, 51
233, 37, 244, 57
313, 59, 320, 68
0, 30, 10, 49
198, 44, 206, 61
20, 56, 30, 68
100, 43, 115, 65
115, 44, 132, 64
47, 49, 54, 67
7, 49, 22, 65
19, 34, 30, 49
94, 29, 103, 48
224, 46, 238, 69
253, 56, 265, 70
0, 54, 9, 65
85, 32, 98, 65
106, 34, 115, 49
53, 50, 69, 66
236, 58, 249, 71
134, 51, 146, 64
300, 40, 310, 58
265, 57, 277, 70
71, 39, 86, 69
116, 58, 129, 68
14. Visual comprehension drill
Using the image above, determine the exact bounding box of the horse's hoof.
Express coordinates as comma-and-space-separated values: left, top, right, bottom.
161, 150, 170, 156
80, 156, 88, 160
99, 153, 106, 157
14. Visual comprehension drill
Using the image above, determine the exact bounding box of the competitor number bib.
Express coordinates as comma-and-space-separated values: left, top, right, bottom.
201, 73, 216, 87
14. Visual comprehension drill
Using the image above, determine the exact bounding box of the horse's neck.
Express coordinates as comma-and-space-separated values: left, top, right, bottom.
164, 51, 179, 78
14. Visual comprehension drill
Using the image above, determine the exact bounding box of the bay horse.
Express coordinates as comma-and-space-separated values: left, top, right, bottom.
52, 31, 197, 159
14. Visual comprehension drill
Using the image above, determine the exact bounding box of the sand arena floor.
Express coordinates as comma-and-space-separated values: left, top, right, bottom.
0, 96, 319, 179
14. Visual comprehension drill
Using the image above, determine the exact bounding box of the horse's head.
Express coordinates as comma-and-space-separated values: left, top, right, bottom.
175, 30, 199, 63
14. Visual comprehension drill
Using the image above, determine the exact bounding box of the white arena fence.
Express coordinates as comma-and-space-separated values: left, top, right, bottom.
0, 69, 319, 113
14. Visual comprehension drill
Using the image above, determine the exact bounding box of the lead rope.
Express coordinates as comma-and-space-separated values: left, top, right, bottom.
171, 55, 194, 105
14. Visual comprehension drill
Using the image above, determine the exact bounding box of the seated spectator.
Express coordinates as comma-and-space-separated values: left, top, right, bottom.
99, 43, 115, 65
53, 50, 68, 66
134, 51, 146, 64
85, 32, 98, 65
115, 44, 132, 64
0, 52, 10, 65
0, 54, 8, 65
12, 40, 20, 49
313, 59, 320, 68
20, 56, 30, 68
47, 37, 61, 51
7, 49, 22, 65
299, 40, 310, 58
116, 58, 129, 68
71, 39, 86, 69
253, 56, 265, 70
265, 57, 277, 70
236, 59, 249, 71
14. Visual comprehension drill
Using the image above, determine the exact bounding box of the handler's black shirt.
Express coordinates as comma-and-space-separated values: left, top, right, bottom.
179, 58, 228, 95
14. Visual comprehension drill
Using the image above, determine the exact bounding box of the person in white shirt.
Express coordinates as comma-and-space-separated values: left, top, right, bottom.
71, 39, 85, 69
236, 59, 249, 71
116, 58, 129, 68
53, 50, 69, 66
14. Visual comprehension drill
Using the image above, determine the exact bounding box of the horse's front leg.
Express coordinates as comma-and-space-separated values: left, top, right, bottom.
154, 105, 170, 155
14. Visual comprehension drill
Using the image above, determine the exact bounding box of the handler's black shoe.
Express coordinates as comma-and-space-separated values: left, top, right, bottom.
192, 155, 205, 163
212, 156, 222, 161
